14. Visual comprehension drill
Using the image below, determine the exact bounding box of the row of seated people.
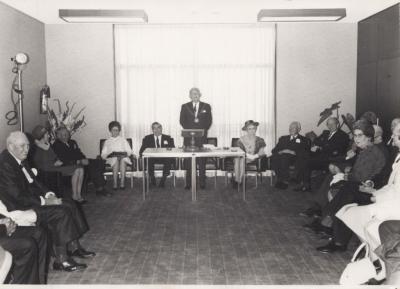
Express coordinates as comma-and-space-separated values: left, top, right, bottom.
102, 120, 269, 190
294, 114, 400, 284
27, 119, 270, 199
0, 131, 96, 284
38, 117, 354, 195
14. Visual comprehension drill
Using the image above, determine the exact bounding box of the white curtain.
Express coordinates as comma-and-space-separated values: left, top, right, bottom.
114, 24, 276, 155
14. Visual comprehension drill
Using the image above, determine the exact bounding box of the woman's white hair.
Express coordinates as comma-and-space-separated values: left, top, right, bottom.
391, 118, 400, 131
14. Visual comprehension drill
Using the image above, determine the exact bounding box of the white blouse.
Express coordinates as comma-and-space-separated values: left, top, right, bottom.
101, 136, 133, 167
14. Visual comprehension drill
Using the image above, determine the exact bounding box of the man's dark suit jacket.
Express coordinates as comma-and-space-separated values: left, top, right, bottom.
271, 134, 311, 156
52, 139, 85, 165
314, 129, 349, 158
139, 134, 175, 156
179, 101, 212, 146
0, 150, 46, 211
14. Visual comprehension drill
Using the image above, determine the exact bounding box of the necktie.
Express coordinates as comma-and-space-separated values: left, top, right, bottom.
193, 104, 198, 117
156, 137, 160, 148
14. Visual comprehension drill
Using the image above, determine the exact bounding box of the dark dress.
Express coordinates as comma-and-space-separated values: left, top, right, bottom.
52, 139, 106, 190
32, 144, 78, 176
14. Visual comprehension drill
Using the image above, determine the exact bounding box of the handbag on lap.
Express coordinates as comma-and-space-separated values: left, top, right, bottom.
340, 242, 378, 285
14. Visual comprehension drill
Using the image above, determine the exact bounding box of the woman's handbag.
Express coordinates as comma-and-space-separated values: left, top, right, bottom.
340, 242, 377, 285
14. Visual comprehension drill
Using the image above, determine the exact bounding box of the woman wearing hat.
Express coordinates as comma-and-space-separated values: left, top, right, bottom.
31, 125, 85, 203
233, 120, 266, 185
315, 119, 387, 253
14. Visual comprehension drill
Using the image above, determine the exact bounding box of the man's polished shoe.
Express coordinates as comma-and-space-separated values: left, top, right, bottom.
316, 241, 346, 254
68, 248, 96, 259
53, 258, 87, 272
294, 185, 311, 192
274, 181, 288, 190
159, 177, 166, 188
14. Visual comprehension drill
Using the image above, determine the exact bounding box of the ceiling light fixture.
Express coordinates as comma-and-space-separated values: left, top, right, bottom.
257, 8, 346, 22
59, 9, 148, 23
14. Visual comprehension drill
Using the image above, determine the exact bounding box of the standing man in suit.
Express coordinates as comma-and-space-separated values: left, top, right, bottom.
0, 131, 95, 272
296, 117, 349, 192
271, 121, 311, 190
179, 87, 212, 189
139, 122, 175, 188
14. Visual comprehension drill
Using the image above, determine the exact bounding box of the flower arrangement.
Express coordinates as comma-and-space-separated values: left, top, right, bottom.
46, 99, 86, 140
317, 101, 355, 132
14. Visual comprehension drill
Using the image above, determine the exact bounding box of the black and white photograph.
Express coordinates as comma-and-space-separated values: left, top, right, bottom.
0, 0, 400, 287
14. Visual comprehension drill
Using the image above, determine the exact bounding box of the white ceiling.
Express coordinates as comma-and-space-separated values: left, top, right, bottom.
1, 0, 399, 24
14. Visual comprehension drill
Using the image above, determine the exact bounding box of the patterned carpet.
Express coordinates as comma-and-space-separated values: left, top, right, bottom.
48, 175, 355, 284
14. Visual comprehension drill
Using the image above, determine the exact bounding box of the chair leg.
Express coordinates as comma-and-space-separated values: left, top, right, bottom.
173, 171, 176, 188
131, 173, 133, 188
214, 171, 217, 188
255, 174, 258, 189
224, 172, 228, 186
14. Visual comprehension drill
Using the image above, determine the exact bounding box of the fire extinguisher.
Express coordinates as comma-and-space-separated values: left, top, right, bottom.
40, 85, 50, 114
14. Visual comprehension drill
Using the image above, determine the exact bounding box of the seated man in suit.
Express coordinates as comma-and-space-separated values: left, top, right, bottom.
0, 202, 47, 284
296, 117, 349, 191
0, 131, 95, 272
139, 122, 175, 187
271, 121, 310, 190
52, 127, 111, 197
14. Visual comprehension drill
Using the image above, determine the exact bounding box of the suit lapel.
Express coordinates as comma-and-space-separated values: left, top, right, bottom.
5, 151, 29, 188
198, 102, 204, 113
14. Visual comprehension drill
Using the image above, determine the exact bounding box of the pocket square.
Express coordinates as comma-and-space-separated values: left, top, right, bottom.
163, 140, 168, 145
296, 139, 301, 143
201, 110, 207, 113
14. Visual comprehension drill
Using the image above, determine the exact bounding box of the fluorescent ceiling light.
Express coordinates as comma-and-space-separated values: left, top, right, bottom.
257, 8, 346, 22
59, 9, 148, 23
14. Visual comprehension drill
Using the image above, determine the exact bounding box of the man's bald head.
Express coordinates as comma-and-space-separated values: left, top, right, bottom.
7, 131, 30, 161
289, 121, 301, 135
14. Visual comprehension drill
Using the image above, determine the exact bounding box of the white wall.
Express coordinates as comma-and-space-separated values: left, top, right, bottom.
0, 2, 47, 150
45, 22, 357, 156
276, 23, 357, 138
45, 24, 115, 158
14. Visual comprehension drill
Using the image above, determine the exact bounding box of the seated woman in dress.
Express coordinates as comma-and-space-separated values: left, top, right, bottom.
333, 120, 400, 281
31, 125, 85, 203
101, 121, 133, 190
233, 120, 266, 186
307, 120, 386, 248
